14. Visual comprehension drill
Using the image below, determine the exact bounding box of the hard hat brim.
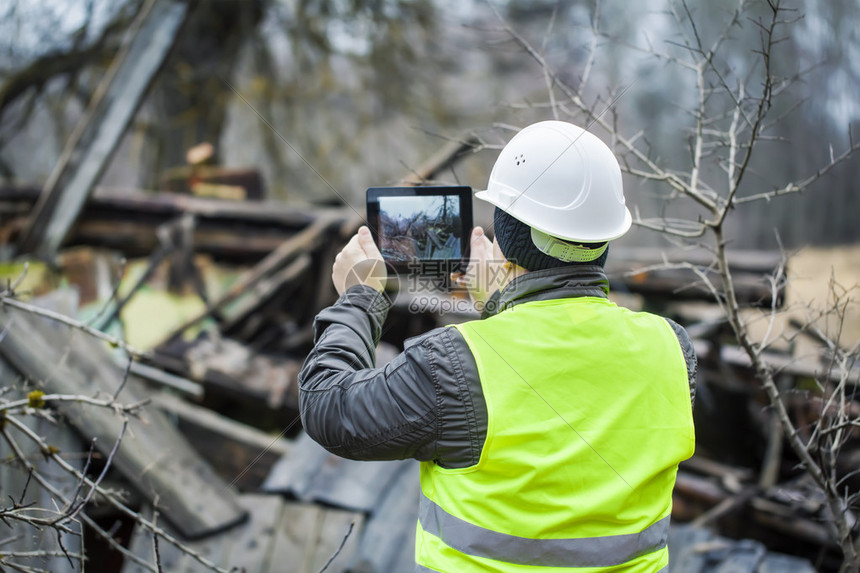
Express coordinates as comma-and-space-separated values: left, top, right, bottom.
476, 189, 632, 243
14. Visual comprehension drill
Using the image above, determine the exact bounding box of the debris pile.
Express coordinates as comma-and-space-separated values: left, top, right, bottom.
2, 170, 856, 571
0, 3, 856, 565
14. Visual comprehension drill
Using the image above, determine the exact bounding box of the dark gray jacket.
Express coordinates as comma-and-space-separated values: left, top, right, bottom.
299, 265, 697, 470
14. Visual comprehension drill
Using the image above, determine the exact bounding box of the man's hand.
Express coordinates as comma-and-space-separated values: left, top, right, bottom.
452, 227, 507, 311
332, 226, 388, 296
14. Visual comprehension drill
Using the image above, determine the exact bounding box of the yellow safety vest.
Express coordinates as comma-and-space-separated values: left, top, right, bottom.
416, 296, 695, 572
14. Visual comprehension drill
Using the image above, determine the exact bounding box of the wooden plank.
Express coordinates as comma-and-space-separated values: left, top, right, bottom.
123, 501, 240, 573
125, 358, 204, 398
749, 498, 840, 548
1, 185, 353, 261
171, 537, 234, 573
124, 496, 364, 573
267, 503, 322, 573
154, 215, 337, 348
308, 508, 365, 573
607, 247, 786, 306
0, 305, 247, 539
159, 165, 265, 199
693, 340, 860, 386
611, 247, 784, 273
152, 392, 290, 490
123, 506, 186, 573
266, 502, 363, 573
224, 494, 284, 573
399, 135, 480, 185
17, 0, 191, 259
123, 508, 157, 573
73, 218, 301, 260
674, 471, 731, 505
680, 456, 755, 483
1, 186, 348, 230
220, 253, 312, 337
352, 461, 420, 573
123, 504, 232, 573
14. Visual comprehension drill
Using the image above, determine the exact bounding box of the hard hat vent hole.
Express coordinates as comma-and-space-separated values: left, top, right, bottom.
515, 154, 526, 166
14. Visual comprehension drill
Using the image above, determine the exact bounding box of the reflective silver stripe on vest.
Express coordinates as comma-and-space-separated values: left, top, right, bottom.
419, 493, 669, 568
416, 561, 669, 572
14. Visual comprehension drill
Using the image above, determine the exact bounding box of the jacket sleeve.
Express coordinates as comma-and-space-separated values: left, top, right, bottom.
665, 318, 697, 408
298, 285, 487, 467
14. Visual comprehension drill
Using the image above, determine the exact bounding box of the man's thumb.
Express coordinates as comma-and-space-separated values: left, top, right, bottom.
357, 226, 379, 255
471, 227, 486, 251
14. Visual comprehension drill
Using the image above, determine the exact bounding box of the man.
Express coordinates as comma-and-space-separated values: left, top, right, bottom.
299, 120, 696, 572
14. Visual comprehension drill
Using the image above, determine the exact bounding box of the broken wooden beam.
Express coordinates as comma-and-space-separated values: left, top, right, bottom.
152, 391, 290, 491
693, 339, 860, 386
0, 303, 247, 539
160, 165, 265, 200
154, 215, 337, 348
607, 247, 786, 307
219, 254, 312, 339
1, 185, 353, 262
399, 135, 481, 185
17, 0, 191, 259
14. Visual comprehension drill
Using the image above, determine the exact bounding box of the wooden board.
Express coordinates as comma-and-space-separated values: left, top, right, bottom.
123, 495, 364, 573
606, 247, 786, 307
352, 461, 420, 573
0, 304, 246, 539
270, 502, 364, 573
220, 495, 284, 573
152, 391, 291, 491
17, 0, 191, 259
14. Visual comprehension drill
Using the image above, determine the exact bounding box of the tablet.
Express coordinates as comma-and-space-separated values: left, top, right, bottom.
366, 186, 473, 273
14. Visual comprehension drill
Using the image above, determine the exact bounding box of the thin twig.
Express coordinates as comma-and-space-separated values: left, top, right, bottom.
0, 295, 151, 360
317, 521, 355, 573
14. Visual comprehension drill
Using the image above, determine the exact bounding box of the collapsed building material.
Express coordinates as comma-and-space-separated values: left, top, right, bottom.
399, 135, 482, 185
672, 466, 841, 568
693, 339, 860, 386
17, 0, 191, 259
152, 391, 290, 491
607, 247, 786, 307
0, 303, 247, 539
156, 219, 326, 338
160, 166, 265, 200
124, 495, 364, 573
0, 357, 84, 573
668, 525, 815, 573
1, 120, 851, 570
0, 185, 349, 262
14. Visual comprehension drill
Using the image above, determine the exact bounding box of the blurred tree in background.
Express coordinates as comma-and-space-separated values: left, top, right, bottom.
0, 0, 858, 247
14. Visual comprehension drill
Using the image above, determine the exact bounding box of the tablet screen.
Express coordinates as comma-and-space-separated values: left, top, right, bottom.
367, 186, 473, 272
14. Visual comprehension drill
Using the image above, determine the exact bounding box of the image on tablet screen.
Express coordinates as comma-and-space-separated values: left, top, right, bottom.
378, 195, 462, 262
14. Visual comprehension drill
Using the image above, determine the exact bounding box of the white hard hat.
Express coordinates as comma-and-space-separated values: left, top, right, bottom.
476, 120, 632, 244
